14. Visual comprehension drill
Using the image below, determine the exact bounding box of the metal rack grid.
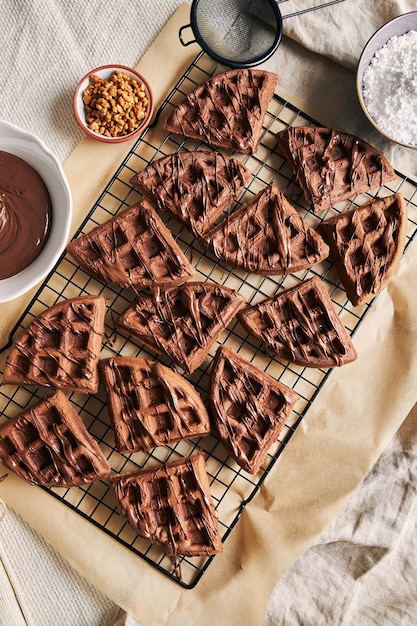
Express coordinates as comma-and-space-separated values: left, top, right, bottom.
1, 51, 417, 589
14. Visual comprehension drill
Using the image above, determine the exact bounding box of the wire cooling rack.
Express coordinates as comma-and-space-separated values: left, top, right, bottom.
1, 52, 417, 589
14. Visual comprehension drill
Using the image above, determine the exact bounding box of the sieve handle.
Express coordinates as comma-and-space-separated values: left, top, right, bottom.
179, 24, 197, 47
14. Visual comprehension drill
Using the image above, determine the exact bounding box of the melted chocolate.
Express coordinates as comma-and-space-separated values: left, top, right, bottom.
275, 127, 397, 213
116, 282, 246, 374
0, 391, 110, 487
109, 452, 223, 559
164, 69, 277, 155
100, 356, 211, 453
237, 276, 358, 368
0, 151, 52, 279
130, 151, 251, 237
205, 182, 329, 275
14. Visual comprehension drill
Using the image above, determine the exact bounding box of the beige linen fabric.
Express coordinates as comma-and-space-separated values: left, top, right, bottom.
264, 403, 417, 626
281, 0, 417, 71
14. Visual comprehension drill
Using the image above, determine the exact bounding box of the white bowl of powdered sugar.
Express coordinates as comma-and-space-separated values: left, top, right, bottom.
357, 11, 417, 149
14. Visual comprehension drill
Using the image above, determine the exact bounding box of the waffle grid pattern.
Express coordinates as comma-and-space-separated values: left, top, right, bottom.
3, 298, 104, 393
1, 51, 417, 588
67, 203, 194, 289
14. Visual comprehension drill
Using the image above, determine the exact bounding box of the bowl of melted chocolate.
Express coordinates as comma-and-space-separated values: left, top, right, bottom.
0, 121, 72, 303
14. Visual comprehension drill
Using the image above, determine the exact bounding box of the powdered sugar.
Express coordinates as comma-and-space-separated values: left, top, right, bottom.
362, 29, 417, 147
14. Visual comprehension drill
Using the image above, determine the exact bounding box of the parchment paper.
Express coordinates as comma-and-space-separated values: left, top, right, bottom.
1, 5, 417, 625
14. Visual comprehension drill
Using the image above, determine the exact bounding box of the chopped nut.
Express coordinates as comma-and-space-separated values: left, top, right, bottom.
82, 70, 149, 138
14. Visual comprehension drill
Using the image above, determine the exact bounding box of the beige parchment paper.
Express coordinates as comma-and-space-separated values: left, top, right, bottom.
1, 5, 417, 625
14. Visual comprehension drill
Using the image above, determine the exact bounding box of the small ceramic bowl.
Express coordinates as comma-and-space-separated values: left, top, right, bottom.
73, 64, 154, 143
0, 120, 72, 303
356, 12, 417, 149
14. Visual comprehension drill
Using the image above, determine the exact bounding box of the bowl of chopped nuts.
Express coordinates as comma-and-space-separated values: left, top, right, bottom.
73, 64, 154, 143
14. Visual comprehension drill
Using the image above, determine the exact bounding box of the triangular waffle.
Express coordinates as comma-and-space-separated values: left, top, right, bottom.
203, 182, 329, 274
130, 151, 251, 237
237, 276, 357, 368
208, 346, 299, 474
275, 126, 397, 213
319, 193, 407, 306
100, 356, 211, 453
116, 282, 246, 374
109, 451, 223, 557
164, 68, 277, 155
66, 201, 194, 290
0, 391, 110, 487
3, 295, 106, 393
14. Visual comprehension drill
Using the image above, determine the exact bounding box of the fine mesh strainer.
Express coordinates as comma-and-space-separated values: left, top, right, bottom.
179, 0, 347, 68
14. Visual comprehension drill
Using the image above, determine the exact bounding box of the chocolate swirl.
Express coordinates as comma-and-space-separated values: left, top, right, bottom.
164, 69, 277, 155
0, 391, 110, 487
100, 356, 211, 453
237, 276, 357, 369
0, 151, 52, 279
109, 452, 223, 558
130, 151, 251, 237
275, 126, 397, 213
116, 282, 246, 374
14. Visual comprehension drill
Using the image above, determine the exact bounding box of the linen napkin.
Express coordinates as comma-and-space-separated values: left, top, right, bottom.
281, 0, 417, 71
263, 401, 417, 625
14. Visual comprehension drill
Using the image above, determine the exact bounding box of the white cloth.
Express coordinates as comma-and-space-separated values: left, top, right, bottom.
0, 501, 117, 626
1, 0, 184, 164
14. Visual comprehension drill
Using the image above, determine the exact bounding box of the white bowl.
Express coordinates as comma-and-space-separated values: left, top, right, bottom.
0, 120, 72, 303
73, 64, 154, 143
356, 11, 417, 149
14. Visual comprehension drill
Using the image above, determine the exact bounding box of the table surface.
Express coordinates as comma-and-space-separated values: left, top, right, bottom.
1, 1, 417, 625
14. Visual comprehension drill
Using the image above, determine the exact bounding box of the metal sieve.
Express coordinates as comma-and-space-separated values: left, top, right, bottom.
179, 0, 347, 68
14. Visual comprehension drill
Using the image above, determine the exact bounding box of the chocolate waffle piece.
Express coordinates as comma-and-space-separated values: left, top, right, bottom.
203, 182, 329, 274
0, 391, 110, 487
3, 295, 105, 394
66, 201, 194, 290
109, 451, 223, 558
100, 356, 211, 453
130, 151, 251, 237
116, 282, 246, 374
209, 346, 299, 474
237, 276, 357, 368
275, 126, 397, 213
164, 68, 277, 155
319, 193, 407, 306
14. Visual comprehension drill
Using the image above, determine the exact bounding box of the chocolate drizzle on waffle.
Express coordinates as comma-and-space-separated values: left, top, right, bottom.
67, 201, 194, 290
319, 193, 407, 306
164, 68, 277, 155
130, 151, 251, 237
3, 296, 106, 393
0, 391, 110, 487
100, 356, 211, 453
237, 276, 357, 368
203, 182, 329, 274
116, 282, 246, 374
275, 126, 397, 213
209, 346, 299, 473
109, 452, 223, 558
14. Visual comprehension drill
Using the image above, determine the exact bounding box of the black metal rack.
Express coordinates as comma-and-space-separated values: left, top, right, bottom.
1, 52, 417, 588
